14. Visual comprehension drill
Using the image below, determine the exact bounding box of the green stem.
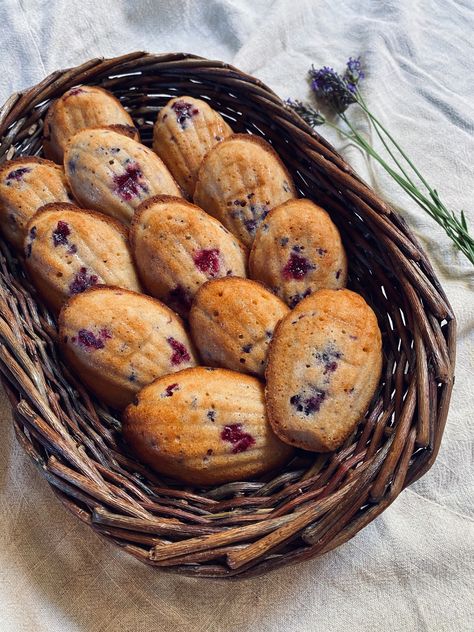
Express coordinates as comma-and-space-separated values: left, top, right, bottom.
350, 98, 473, 243
356, 92, 435, 193
338, 113, 474, 263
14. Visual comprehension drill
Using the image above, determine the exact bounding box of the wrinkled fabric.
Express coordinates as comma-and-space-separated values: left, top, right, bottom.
1, 1, 473, 630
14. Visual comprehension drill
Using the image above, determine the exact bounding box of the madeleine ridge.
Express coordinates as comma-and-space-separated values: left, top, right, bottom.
265, 289, 383, 452
123, 367, 294, 485
130, 195, 247, 316
249, 198, 347, 307
193, 134, 297, 247
0, 157, 72, 250
25, 203, 141, 312
59, 286, 197, 409
64, 128, 181, 225
43, 85, 136, 163
190, 277, 289, 377
153, 96, 233, 196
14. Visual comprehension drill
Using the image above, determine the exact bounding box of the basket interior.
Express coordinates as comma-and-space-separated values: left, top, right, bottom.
0, 53, 455, 578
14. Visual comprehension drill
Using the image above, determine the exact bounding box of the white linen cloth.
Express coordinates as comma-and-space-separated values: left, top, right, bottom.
1, 1, 473, 630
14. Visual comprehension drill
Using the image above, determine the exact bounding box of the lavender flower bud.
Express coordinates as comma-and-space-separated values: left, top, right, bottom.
308, 65, 357, 113
343, 56, 365, 94
285, 98, 325, 126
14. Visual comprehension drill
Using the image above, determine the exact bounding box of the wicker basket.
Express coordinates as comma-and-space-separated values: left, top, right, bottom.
0, 51, 456, 579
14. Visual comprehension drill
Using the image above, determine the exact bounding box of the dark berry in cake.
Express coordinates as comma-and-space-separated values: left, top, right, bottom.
221, 423, 255, 453
69, 267, 99, 295
6, 167, 31, 182
193, 248, 220, 277
282, 253, 315, 280
167, 337, 191, 366
52, 220, 70, 246
75, 327, 111, 351
113, 162, 149, 201
171, 100, 199, 129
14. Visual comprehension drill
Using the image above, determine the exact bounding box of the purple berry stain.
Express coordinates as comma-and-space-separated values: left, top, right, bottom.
232, 202, 269, 234
221, 424, 255, 453
207, 410, 216, 422
6, 167, 31, 182
288, 288, 312, 308
335, 268, 342, 279
290, 389, 326, 415
193, 248, 220, 277
52, 220, 70, 246
65, 87, 84, 99
171, 100, 199, 129
314, 345, 342, 375
75, 328, 111, 351
282, 253, 314, 280
69, 267, 99, 294
163, 382, 179, 397
167, 337, 190, 366
112, 161, 149, 201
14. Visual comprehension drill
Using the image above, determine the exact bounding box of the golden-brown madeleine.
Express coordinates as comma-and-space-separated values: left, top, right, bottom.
123, 367, 294, 485
43, 85, 136, 163
193, 134, 297, 247
24, 203, 141, 312
153, 96, 232, 197
0, 157, 72, 250
59, 286, 198, 409
64, 127, 181, 225
189, 277, 289, 377
265, 289, 382, 452
249, 199, 347, 307
130, 195, 247, 316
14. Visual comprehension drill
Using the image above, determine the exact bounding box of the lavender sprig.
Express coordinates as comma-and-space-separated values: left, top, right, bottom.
288, 57, 474, 265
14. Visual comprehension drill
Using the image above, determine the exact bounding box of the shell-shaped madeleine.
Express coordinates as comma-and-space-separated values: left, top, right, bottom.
0, 157, 72, 250
64, 128, 181, 225
123, 367, 294, 485
130, 196, 247, 316
250, 199, 347, 308
43, 85, 136, 163
59, 287, 198, 409
193, 134, 297, 247
153, 96, 232, 197
24, 203, 141, 312
265, 289, 383, 452
189, 278, 289, 377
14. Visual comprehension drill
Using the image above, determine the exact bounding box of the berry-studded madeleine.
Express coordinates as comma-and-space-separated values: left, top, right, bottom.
249, 199, 347, 307
0, 157, 72, 250
153, 96, 232, 197
59, 287, 197, 409
64, 128, 181, 225
130, 196, 247, 316
265, 289, 382, 452
189, 277, 289, 377
24, 203, 141, 312
193, 134, 297, 247
123, 367, 294, 485
43, 85, 136, 163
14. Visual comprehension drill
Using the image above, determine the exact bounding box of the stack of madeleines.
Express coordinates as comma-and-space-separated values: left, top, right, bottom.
0, 86, 382, 486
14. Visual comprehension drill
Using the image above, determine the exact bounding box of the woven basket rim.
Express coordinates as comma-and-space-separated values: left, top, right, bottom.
0, 51, 456, 579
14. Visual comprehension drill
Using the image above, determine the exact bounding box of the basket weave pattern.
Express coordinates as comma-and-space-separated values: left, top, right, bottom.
0, 52, 455, 578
